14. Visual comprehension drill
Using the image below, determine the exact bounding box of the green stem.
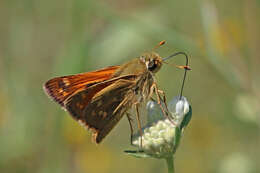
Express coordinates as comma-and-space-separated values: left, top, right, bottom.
166, 156, 175, 173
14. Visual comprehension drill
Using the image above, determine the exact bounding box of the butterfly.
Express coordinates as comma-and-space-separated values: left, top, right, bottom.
43, 41, 190, 144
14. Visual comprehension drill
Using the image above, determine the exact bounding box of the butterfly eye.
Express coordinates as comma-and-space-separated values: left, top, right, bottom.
148, 60, 157, 71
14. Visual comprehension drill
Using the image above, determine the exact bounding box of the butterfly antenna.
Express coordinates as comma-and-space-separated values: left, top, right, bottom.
163, 52, 191, 100
152, 40, 166, 51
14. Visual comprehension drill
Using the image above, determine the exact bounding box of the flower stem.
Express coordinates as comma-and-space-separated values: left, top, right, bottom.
166, 156, 174, 173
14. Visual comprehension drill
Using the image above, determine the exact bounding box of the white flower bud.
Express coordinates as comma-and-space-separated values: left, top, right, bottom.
169, 96, 190, 126
131, 96, 191, 158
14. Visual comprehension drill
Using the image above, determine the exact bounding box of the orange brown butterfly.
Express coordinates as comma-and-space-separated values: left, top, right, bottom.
43, 41, 190, 144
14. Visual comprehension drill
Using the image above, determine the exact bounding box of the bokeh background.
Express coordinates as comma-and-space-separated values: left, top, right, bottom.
0, 0, 259, 172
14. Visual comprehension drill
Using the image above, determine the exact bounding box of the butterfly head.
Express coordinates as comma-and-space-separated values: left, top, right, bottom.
141, 52, 163, 73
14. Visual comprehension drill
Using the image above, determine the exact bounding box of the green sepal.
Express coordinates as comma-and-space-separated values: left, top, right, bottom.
180, 106, 192, 131
172, 126, 182, 154
124, 150, 153, 158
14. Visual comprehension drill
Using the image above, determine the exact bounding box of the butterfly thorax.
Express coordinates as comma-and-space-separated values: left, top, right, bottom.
110, 52, 163, 105
112, 52, 162, 77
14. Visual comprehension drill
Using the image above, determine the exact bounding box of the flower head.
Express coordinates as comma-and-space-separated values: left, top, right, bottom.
125, 96, 192, 159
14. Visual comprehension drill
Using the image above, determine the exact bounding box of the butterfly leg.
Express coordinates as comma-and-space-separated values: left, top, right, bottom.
134, 104, 143, 150
126, 113, 134, 145
157, 89, 170, 114
150, 83, 175, 125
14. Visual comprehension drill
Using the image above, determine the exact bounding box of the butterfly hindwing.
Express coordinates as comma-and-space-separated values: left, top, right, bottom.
65, 75, 137, 143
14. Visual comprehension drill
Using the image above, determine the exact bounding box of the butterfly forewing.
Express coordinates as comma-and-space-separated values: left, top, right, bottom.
43, 66, 119, 106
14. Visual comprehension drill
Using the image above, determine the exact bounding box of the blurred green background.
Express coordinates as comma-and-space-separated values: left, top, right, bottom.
0, 0, 259, 172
